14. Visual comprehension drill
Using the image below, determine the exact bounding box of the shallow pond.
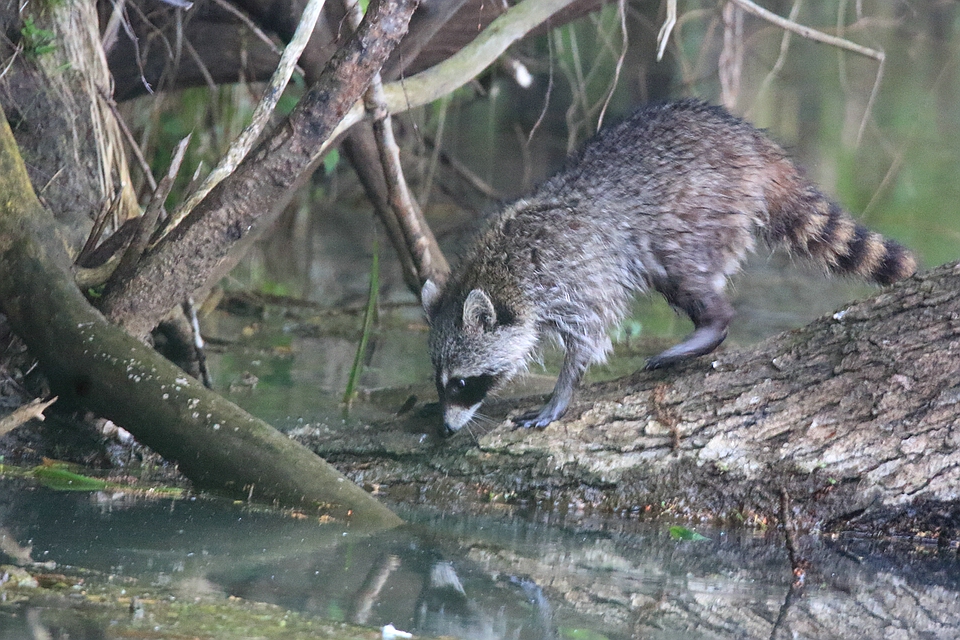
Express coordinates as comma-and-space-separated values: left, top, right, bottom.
1, 479, 956, 639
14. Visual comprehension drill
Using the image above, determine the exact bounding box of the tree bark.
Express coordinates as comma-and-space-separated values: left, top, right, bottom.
0, 109, 401, 528
0, 1, 139, 249
303, 263, 960, 534
98, 0, 418, 338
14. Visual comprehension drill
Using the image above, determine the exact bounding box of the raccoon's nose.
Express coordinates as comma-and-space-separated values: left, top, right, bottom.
443, 422, 458, 436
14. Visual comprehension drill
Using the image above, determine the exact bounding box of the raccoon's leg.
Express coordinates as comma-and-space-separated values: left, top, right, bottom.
646, 281, 735, 370
513, 346, 587, 429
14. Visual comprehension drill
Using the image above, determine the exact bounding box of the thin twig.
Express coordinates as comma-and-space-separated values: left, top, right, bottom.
719, 1, 744, 109
0, 45, 20, 83
343, 235, 379, 410
597, 0, 628, 130
183, 296, 212, 389
96, 85, 158, 193
422, 136, 504, 200
732, 0, 884, 148
730, 0, 883, 61
656, 0, 677, 61
109, 135, 191, 290
527, 29, 555, 143
181, 36, 218, 95
319, 0, 581, 159
77, 187, 123, 267
108, 0, 154, 94
418, 93, 450, 207
208, 0, 306, 78
748, 0, 803, 117
157, 0, 327, 242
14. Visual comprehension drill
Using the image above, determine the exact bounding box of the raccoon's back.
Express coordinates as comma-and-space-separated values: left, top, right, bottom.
536, 99, 916, 286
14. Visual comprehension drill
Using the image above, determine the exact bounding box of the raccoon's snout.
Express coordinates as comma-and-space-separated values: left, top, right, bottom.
443, 402, 482, 434
439, 374, 497, 434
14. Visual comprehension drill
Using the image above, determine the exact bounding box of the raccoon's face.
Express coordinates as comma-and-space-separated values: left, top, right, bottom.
423, 281, 537, 434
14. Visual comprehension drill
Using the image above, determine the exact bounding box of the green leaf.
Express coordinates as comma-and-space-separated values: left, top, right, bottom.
322, 149, 340, 175
669, 525, 710, 542
33, 465, 109, 492
21, 18, 57, 58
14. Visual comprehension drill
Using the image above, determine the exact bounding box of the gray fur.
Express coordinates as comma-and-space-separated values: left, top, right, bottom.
424, 100, 916, 433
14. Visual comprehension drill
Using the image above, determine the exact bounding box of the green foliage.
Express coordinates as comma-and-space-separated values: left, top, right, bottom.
322, 148, 340, 176
342, 236, 379, 410
258, 279, 292, 297
669, 525, 710, 542
20, 18, 56, 58
32, 465, 109, 491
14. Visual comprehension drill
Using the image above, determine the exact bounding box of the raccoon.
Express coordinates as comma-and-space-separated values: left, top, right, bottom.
422, 99, 916, 434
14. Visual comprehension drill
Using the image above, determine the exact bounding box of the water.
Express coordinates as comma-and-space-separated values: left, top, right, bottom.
1, 480, 956, 639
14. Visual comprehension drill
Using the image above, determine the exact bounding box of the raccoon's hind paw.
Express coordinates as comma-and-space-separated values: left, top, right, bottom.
644, 323, 728, 369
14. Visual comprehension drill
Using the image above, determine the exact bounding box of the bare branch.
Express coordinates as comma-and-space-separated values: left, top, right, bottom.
343, 0, 450, 285
158, 0, 326, 241
106, 134, 191, 292
729, 0, 883, 61
208, 0, 306, 77
656, 0, 677, 61
0, 397, 57, 438
99, 0, 418, 338
321, 0, 582, 157
747, 0, 804, 117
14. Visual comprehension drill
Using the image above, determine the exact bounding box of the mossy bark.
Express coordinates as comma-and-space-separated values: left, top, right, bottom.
0, 111, 400, 529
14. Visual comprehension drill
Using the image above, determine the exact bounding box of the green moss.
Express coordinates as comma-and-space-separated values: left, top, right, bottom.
20, 18, 57, 58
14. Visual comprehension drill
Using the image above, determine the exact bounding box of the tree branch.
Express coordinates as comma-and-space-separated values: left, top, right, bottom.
321, 0, 582, 156
343, 0, 449, 285
158, 0, 327, 240
0, 106, 401, 527
98, 0, 418, 338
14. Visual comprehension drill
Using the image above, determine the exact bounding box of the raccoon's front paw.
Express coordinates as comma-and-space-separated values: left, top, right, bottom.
512, 405, 565, 429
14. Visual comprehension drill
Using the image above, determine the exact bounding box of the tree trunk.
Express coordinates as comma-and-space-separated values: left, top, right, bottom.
0, 0, 139, 248
304, 262, 960, 535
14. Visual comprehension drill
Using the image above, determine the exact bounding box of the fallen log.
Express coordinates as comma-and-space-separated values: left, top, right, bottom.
306, 261, 960, 534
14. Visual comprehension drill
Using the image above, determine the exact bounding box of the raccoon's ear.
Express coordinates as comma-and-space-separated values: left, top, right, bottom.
421, 279, 441, 318
463, 289, 497, 333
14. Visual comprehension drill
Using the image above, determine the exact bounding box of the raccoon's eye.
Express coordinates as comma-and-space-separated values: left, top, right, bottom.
445, 374, 495, 406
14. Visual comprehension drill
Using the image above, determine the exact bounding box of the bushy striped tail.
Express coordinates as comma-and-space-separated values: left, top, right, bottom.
766, 179, 917, 285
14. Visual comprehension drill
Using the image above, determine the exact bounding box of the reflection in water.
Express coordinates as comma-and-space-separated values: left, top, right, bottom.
1, 483, 959, 639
